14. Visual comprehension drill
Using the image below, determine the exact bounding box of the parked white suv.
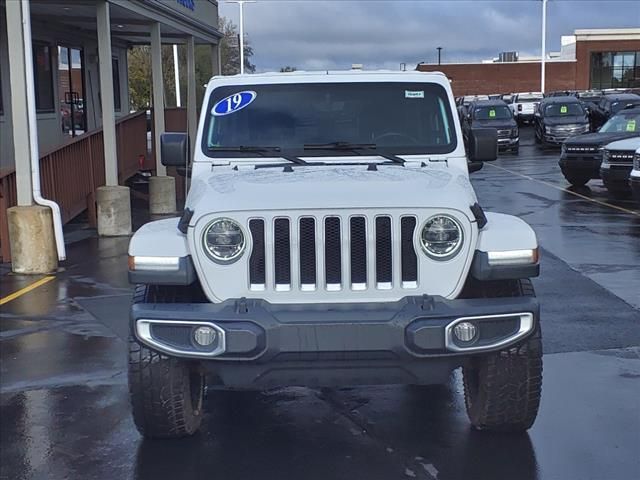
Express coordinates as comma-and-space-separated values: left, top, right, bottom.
127, 71, 542, 438
511, 92, 543, 124
630, 147, 640, 204
600, 136, 640, 198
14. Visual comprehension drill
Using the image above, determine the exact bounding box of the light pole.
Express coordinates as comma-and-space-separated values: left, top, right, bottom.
541, 0, 548, 93
226, 0, 256, 74
437, 47, 442, 65
173, 44, 181, 106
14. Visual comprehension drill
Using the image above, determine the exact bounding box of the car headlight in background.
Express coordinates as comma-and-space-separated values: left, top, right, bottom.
561, 143, 567, 153
202, 218, 245, 263
512, 127, 519, 137
420, 215, 464, 260
545, 126, 552, 134
602, 150, 610, 164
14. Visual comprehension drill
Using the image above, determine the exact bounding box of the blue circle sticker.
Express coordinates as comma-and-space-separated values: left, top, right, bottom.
212, 91, 257, 116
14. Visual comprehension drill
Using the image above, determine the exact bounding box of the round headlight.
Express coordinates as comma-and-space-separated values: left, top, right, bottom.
420, 215, 463, 260
202, 218, 245, 263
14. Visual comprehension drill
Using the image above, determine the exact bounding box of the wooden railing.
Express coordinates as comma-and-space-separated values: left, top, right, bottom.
0, 111, 148, 262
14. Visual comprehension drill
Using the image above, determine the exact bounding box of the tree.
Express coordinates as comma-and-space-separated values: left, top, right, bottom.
219, 16, 256, 75
127, 16, 256, 112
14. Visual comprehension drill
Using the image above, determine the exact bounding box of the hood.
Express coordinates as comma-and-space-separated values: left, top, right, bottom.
544, 115, 588, 127
474, 119, 516, 129
187, 165, 477, 219
564, 131, 639, 146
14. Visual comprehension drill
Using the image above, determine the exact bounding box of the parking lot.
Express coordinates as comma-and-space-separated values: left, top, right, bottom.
1, 126, 638, 480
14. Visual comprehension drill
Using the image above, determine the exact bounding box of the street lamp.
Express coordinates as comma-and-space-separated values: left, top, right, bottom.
225, 0, 256, 75
437, 47, 442, 65
541, 0, 548, 93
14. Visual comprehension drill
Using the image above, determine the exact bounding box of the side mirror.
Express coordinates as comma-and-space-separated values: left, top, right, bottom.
160, 132, 188, 167
468, 161, 484, 173
468, 128, 498, 162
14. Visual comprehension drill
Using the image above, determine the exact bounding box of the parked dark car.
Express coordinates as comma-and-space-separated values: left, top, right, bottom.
534, 96, 590, 147
545, 90, 576, 98
589, 93, 640, 131
462, 100, 519, 154
559, 104, 640, 186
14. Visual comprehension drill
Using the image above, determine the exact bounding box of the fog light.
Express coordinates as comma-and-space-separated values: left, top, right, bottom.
453, 322, 477, 343
193, 326, 217, 346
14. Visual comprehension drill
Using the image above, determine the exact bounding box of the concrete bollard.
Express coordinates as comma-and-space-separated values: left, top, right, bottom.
96, 185, 132, 236
149, 176, 177, 215
7, 205, 58, 274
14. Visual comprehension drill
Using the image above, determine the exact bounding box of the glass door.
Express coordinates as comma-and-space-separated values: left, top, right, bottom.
58, 46, 86, 137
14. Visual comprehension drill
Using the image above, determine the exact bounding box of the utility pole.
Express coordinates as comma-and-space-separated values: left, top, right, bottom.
541, 0, 548, 93
226, 1, 256, 74
437, 47, 442, 65
173, 44, 181, 106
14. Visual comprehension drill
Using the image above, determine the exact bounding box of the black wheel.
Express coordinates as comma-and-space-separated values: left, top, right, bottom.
607, 188, 631, 200
462, 279, 542, 432
128, 285, 205, 438
534, 130, 541, 144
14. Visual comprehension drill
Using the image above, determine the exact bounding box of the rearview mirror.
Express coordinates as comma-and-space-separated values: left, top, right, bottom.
160, 132, 188, 167
468, 128, 498, 162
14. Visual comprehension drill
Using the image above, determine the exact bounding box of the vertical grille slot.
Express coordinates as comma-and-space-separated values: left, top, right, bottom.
248, 219, 265, 288
274, 218, 291, 289
375, 216, 392, 288
299, 218, 316, 290
325, 217, 342, 290
401, 217, 418, 287
350, 216, 367, 289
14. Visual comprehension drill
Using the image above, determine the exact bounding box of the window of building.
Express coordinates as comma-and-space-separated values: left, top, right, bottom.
33, 42, 55, 112
112, 57, 121, 111
590, 51, 640, 89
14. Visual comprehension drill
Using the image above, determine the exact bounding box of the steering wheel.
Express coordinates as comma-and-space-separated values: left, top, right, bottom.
373, 132, 419, 145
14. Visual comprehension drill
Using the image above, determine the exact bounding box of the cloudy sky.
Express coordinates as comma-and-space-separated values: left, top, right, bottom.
218, 0, 639, 71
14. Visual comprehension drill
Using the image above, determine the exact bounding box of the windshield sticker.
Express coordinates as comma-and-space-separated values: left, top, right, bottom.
627, 119, 636, 132
405, 90, 424, 99
212, 91, 257, 116
489, 109, 496, 118
560, 105, 568, 114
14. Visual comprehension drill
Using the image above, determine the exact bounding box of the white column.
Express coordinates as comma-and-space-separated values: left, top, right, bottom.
151, 22, 166, 176
540, 0, 547, 93
212, 43, 221, 77
186, 36, 197, 158
173, 44, 181, 107
5, 0, 33, 206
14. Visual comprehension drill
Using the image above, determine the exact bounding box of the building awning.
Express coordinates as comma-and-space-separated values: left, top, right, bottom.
30, 0, 222, 45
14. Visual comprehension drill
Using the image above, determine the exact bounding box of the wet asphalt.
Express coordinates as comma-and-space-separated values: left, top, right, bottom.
1, 127, 639, 480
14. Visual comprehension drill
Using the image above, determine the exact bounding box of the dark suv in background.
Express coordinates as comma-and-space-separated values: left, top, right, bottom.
462, 100, 519, 154
559, 104, 640, 187
589, 93, 640, 131
534, 96, 590, 147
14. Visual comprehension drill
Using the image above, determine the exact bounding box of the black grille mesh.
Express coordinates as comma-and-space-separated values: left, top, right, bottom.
376, 217, 392, 283
299, 218, 316, 285
274, 218, 291, 285
325, 217, 342, 285
401, 217, 418, 282
350, 217, 367, 284
249, 219, 265, 285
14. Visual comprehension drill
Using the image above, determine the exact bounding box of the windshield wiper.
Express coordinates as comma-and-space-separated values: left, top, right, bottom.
303, 142, 405, 164
208, 145, 306, 164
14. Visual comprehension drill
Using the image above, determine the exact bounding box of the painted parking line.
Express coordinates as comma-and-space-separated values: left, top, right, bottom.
485, 163, 640, 217
0, 276, 55, 306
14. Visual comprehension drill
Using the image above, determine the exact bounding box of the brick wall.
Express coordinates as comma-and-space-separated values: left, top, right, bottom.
416, 61, 576, 96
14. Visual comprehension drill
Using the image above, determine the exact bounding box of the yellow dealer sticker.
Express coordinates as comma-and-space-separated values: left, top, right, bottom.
626, 120, 636, 132
489, 109, 496, 118
560, 105, 568, 114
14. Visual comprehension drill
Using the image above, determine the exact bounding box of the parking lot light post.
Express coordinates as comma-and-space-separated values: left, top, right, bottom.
226, 0, 255, 74
541, 0, 548, 93
437, 47, 442, 65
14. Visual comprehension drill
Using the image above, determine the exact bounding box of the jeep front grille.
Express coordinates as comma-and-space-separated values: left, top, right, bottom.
248, 215, 420, 292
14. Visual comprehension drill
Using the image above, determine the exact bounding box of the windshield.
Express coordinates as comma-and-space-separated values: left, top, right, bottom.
611, 99, 639, 113
474, 106, 512, 120
544, 103, 585, 117
600, 112, 640, 133
202, 82, 457, 156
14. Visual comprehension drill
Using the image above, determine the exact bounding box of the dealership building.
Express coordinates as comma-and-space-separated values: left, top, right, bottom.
416, 28, 640, 95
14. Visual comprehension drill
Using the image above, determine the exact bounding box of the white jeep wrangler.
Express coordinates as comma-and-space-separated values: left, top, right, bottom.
127, 71, 542, 439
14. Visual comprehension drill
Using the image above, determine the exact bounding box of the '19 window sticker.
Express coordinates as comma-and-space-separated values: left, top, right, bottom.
212, 91, 257, 116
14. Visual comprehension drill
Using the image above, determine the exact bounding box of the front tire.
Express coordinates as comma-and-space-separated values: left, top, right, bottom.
128, 285, 205, 438
462, 279, 542, 432
562, 170, 591, 187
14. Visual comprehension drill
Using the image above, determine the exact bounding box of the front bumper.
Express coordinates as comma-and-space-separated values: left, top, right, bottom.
559, 153, 602, 178
600, 166, 632, 192
131, 295, 539, 388
498, 136, 519, 150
